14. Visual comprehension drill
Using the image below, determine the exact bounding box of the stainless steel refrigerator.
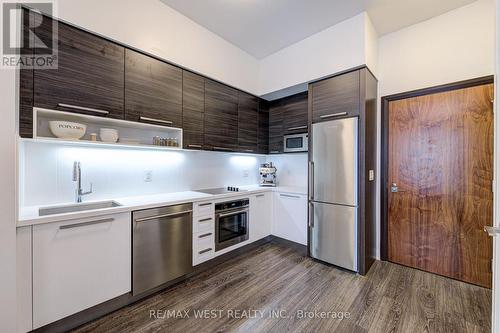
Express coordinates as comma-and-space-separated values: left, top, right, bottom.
309, 117, 358, 272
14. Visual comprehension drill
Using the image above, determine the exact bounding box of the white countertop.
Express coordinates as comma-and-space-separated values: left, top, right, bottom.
18, 185, 307, 227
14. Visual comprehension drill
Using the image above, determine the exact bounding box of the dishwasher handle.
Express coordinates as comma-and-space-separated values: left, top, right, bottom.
135, 210, 192, 223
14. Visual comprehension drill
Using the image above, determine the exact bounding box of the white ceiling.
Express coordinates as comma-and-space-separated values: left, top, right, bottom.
160, 0, 477, 59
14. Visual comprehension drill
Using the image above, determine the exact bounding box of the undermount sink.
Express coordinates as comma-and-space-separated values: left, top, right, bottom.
38, 201, 122, 216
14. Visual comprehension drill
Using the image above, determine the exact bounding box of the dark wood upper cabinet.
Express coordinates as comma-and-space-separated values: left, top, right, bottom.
311, 70, 360, 123
125, 49, 182, 127
182, 71, 205, 149
269, 101, 284, 154
282, 92, 308, 135
238, 92, 259, 153
33, 16, 125, 119
258, 100, 270, 154
204, 79, 239, 151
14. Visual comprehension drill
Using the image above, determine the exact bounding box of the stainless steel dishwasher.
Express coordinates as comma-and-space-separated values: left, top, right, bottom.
132, 203, 193, 295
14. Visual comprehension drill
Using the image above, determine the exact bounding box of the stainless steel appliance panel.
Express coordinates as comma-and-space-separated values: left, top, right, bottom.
310, 202, 357, 271
311, 118, 358, 205
133, 203, 193, 295
284, 133, 308, 153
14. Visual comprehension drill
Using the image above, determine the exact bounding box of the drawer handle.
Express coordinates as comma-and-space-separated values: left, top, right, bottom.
319, 112, 348, 119
57, 103, 110, 115
213, 146, 234, 152
287, 126, 307, 131
188, 144, 202, 148
140, 116, 173, 125
199, 248, 212, 255
198, 203, 212, 207
135, 210, 192, 223
256, 194, 265, 198
198, 217, 212, 222
280, 194, 300, 199
243, 149, 254, 153
198, 233, 212, 239
59, 218, 114, 230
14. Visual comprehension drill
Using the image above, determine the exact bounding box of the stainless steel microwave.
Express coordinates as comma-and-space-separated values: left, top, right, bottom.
284, 133, 308, 153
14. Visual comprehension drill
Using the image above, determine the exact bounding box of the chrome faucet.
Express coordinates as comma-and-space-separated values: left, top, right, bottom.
72, 161, 93, 203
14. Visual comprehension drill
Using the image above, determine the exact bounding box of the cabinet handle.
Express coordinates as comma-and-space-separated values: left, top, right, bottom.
270, 150, 280, 154
213, 146, 234, 152
280, 194, 301, 199
135, 210, 192, 223
59, 218, 114, 230
198, 217, 212, 222
319, 112, 348, 119
198, 203, 212, 207
198, 233, 212, 239
140, 116, 173, 125
287, 126, 307, 131
199, 248, 212, 254
256, 194, 265, 198
188, 144, 202, 148
243, 149, 254, 153
57, 103, 110, 115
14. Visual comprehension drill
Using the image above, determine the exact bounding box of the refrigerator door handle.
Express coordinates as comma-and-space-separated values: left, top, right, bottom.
309, 202, 314, 227
309, 161, 315, 200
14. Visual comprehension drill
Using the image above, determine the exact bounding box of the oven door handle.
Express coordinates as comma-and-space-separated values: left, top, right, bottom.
217, 209, 248, 218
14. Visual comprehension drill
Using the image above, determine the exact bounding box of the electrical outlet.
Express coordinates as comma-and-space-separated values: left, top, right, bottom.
243, 169, 249, 178
144, 170, 153, 182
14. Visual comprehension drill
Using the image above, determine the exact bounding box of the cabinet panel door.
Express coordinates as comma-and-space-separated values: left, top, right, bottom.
33, 16, 125, 118
258, 99, 270, 154
183, 71, 205, 149
311, 70, 360, 123
250, 192, 273, 241
32, 213, 131, 329
282, 92, 308, 135
204, 80, 238, 151
273, 193, 308, 245
238, 92, 259, 153
269, 101, 284, 154
125, 49, 182, 127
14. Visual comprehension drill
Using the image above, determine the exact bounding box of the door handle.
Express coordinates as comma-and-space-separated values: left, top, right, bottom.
57, 103, 110, 115
59, 218, 114, 230
391, 183, 406, 193
139, 116, 173, 125
484, 226, 500, 237
309, 202, 314, 228
309, 161, 314, 200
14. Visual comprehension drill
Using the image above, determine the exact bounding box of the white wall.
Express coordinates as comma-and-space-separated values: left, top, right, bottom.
258, 13, 367, 96
375, 0, 495, 258
55, 0, 260, 95
20, 142, 266, 206
0, 55, 18, 333
364, 13, 378, 77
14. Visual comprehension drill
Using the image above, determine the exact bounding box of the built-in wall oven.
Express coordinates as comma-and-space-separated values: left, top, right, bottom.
215, 199, 249, 251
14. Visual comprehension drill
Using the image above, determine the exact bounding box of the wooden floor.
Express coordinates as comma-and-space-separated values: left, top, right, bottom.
73, 241, 492, 333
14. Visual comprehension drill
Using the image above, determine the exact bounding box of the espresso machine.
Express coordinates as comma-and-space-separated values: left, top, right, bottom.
259, 162, 277, 187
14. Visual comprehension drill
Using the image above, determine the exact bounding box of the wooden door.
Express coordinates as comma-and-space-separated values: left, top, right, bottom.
282, 92, 308, 135
182, 71, 205, 150
388, 83, 494, 288
258, 99, 270, 154
34, 16, 125, 119
125, 49, 182, 127
204, 79, 238, 151
238, 92, 259, 153
268, 101, 284, 154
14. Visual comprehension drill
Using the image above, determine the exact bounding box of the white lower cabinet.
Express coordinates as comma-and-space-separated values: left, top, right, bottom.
250, 192, 273, 241
273, 192, 308, 245
32, 213, 131, 329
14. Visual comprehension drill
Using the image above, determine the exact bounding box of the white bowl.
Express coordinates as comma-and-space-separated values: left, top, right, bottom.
100, 129, 119, 143
49, 121, 86, 140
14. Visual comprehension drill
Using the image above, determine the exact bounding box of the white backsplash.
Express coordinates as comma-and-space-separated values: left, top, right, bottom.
268, 153, 308, 188
20, 141, 308, 207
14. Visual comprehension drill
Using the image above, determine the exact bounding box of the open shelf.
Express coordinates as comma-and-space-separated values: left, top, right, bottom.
33, 107, 183, 150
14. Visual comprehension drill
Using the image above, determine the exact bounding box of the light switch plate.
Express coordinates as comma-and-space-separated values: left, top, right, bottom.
369, 170, 375, 181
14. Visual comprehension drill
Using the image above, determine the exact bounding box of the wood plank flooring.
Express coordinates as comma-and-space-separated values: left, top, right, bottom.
72, 241, 491, 333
